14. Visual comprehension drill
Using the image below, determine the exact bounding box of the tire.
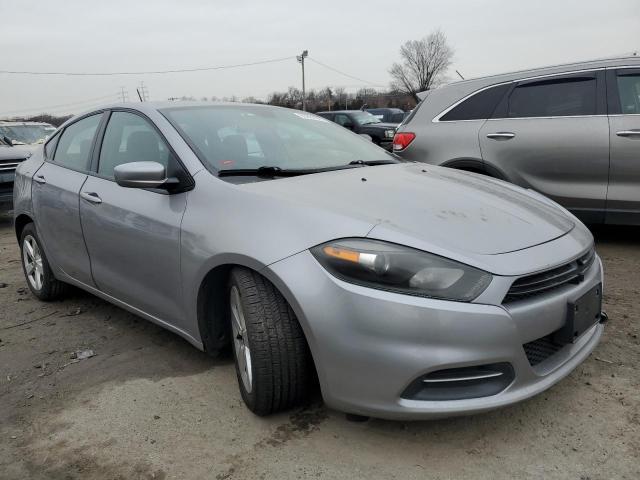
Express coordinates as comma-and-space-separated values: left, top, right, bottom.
228, 267, 311, 415
19, 223, 68, 301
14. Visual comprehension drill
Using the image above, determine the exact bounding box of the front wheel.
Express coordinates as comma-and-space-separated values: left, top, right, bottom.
20, 223, 68, 301
228, 267, 312, 416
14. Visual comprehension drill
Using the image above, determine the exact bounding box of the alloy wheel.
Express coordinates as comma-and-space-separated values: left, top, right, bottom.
230, 285, 253, 393
23, 235, 44, 291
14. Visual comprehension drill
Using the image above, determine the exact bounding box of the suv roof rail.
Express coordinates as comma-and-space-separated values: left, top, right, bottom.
445, 53, 640, 87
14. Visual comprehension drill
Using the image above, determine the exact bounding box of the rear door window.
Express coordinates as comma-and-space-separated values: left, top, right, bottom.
53, 114, 102, 171
508, 77, 597, 118
616, 73, 640, 114
440, 83, 510, 121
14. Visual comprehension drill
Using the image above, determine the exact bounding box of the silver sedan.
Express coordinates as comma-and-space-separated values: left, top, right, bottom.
13, 103, 605, 420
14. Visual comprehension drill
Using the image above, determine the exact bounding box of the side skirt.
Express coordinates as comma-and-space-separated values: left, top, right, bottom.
57, 272, 204, 351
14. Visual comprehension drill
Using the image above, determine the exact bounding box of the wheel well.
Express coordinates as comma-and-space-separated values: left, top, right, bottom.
14, 214, 33, 241
196, 264, 319, 384
443, 159, 507, 181
197, 264, 233, 356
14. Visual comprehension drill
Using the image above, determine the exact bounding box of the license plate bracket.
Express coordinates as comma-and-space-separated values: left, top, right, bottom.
553, 284, 602, 345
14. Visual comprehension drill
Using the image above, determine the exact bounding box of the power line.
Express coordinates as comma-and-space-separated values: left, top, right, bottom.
0, 94, 117, 117
0, 56, 295, 76
307, 57, 385, 87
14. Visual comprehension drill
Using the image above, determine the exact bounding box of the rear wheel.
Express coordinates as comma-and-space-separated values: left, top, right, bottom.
20, 223, 68, 301
228, 267, 312, 415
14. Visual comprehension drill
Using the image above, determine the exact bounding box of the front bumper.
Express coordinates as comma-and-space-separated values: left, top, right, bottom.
0, 181, 15, 207
267, 246, 604, 420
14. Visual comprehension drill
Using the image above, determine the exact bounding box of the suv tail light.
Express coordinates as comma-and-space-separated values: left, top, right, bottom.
392, 132, 415, 151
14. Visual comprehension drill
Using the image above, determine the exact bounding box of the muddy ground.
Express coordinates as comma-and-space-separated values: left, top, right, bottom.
0, 211, 638, 480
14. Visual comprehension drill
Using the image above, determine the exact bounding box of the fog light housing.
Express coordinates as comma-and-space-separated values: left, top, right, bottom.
401, 363, 514, 401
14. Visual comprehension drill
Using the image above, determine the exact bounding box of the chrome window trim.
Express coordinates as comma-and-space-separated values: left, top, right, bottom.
484, 115, 608, 121
608, 65, 640, 71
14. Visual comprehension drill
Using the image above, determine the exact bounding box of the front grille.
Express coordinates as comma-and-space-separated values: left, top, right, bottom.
0, 158, 24, 174
504, 248, 595, 303
523, 335, 564, 366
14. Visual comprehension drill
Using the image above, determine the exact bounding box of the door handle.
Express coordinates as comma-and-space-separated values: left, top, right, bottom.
33, 174, 46, 184
486, 132, 516, 140
616, 130, 640, 138
80, 191, 102, 204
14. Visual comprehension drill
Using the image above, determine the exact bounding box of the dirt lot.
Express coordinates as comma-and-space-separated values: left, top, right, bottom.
0, 211, 638, 480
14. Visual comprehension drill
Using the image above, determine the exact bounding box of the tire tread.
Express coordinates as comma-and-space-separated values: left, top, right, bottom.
230, 267, 311, 415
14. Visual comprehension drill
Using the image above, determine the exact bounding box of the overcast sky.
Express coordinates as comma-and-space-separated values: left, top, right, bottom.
1, 0, 638, 117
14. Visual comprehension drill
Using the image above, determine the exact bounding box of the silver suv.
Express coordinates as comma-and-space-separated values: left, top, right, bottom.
394, 56, 640, 225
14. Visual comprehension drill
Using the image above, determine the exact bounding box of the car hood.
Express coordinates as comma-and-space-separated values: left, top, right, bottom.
0, 145, 33, 161
242, 163, 574, 257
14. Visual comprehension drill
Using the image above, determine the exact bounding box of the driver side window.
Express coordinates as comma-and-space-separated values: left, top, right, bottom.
98, 112, 171, 179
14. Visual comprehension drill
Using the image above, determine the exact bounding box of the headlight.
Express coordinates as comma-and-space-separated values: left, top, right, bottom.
384, 129, 395, 138
311, 239, 492, 302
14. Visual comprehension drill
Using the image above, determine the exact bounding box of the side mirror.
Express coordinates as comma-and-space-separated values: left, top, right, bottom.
114, 161, 168, 189
3, 136, 13, 146
343, 122, 354, 130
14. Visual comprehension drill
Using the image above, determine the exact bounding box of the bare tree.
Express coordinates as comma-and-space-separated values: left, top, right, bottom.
389, 29, 453, 102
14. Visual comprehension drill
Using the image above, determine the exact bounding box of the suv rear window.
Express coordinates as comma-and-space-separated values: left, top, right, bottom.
508, 77, 597, 118
440, 84, 510, 121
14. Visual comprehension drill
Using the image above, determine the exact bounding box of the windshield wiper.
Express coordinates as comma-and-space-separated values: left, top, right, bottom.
348, 159, 398, 166
218, 165, 359, 178
219, 166, 305, 178
218, 160, 399, 178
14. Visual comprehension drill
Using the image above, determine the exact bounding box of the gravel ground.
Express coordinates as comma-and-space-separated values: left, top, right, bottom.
0, 212, 638, 480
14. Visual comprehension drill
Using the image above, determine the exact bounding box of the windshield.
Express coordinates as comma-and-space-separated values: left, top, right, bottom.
161, 106, 395, 174
0, 124, 54, 144
350, 111, 381, 125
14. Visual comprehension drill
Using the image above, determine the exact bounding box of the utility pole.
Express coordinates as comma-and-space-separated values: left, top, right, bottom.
138, 81, 149, 101
296, 50, 308, 111
119, 87, 129, 103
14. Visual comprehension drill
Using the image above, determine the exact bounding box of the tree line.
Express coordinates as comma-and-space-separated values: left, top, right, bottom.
169, 29, 454, 112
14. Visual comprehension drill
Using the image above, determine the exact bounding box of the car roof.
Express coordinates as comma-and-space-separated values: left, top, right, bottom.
366, 108, 403, 113
316, 110, 370, 115
443, 54, 640, 90
0, 121, 55, 126
59, 101, 296, 129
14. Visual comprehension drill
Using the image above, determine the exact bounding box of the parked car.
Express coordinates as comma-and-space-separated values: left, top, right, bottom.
0, 121, 56, 146
0, 138, 32, 208
394, 56, 640, 225
14, 102, 605, 420
316, 110, 396, 149
365, 107, 407, 124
